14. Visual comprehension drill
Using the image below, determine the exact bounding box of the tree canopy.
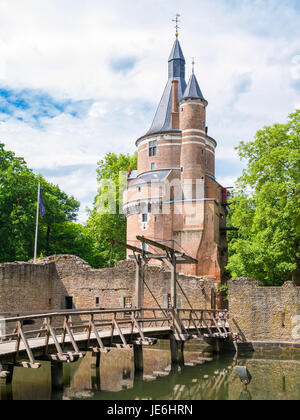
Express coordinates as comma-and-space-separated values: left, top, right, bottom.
227, 111, 300, 285
0, 143, 83, 263
86, 152, 137, 268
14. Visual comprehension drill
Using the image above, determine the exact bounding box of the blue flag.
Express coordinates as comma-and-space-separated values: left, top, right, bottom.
39, 188, 46, 217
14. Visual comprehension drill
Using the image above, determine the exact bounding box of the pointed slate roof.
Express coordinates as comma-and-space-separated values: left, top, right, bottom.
168, 38, 185, 62
144, 39, 186, 137
182, 73, 205, 101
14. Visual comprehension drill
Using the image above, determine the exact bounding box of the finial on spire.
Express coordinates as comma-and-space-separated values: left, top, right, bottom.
172, 14, 181, 38
192, 57, 195, 74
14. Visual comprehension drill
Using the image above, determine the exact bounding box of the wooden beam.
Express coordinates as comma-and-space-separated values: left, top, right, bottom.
106, 238, 145, 255
136, 236, 198, 264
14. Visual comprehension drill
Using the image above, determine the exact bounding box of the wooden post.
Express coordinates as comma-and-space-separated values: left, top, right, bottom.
0, 364, 14, 386
91, 364, 101, 391
212, 338, 223, 354
170, 334, 184, 365
92, 352, 101, 369
133, 345, 143, 373
133, 345, 143, 385
51, 362, 64, 391
171, 252, 177, 309
135, 255, 144, 309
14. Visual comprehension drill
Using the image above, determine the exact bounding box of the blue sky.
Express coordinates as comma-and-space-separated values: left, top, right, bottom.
0, 0, 299, 221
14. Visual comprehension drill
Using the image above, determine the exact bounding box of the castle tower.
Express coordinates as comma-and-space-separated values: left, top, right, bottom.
180, 72, 208, 182
123, 35, 228, 286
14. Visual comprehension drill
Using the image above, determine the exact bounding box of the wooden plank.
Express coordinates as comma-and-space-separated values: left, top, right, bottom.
90, 318, 106, 352
113, 320, 131, 350
47, 321, 64, 358
17, 321, 38, 366
131, 313, 146, 341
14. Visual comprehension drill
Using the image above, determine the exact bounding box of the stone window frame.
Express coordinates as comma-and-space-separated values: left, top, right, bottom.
149, 140, 157, 157
63, 295, 74, 310
121, 296, 133, 318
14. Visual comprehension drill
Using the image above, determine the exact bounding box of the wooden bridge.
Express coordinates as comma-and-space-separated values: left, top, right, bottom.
0, 236, 237, 390
0, 307, 234, 387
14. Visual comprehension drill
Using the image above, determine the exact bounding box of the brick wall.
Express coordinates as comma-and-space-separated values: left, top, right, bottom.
0, 255, 214, 314
229, 278, 300, 343
0, 262, 62, 313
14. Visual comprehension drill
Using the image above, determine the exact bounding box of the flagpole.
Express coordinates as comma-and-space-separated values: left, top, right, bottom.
34, 182, 40, 264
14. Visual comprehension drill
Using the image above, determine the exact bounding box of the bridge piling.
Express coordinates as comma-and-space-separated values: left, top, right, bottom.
133, 344, 143, 374
92, 351, 101, 369
170, 335, 185, 365
0, 364, 14, 386
51, 362, 64, 391
212, 338, 224, 354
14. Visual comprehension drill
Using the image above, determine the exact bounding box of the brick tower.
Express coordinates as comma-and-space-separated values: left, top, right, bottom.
123, 35, 228, 285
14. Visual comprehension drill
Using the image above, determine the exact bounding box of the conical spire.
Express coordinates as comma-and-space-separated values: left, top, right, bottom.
168, 38, 185, 80
145, 39, 187, 136
182, 73, 205, 101
168, 38, 185, 62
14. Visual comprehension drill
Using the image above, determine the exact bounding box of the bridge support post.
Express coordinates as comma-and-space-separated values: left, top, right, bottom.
91, 364, 101, 391
51, 362, 64, 391
0, 364, 14, 386
170, 335, 184, 365
92, 351, 101, 369
212, 338, 223, 354
133, 345, 143, 374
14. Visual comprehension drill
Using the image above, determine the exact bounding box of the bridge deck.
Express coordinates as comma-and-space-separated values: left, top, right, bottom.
0, 308, 231, 367
0, 326, 171, 359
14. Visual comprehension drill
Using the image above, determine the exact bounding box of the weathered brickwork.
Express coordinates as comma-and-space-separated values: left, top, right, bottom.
0, 262, 62, 313
124, 39, 228, 285
229, 278, 300, 343
0, 255, 213, 314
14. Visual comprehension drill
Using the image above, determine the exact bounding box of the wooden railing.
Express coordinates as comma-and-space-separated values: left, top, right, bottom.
0, 308, 231, 369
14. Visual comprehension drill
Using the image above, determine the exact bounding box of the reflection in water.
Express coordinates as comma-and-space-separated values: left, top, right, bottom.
1, 341, 300, 400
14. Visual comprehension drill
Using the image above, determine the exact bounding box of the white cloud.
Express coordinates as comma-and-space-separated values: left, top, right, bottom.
0, 0, 299, 222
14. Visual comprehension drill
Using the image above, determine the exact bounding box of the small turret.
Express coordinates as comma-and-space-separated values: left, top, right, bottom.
180, 71, 208, 183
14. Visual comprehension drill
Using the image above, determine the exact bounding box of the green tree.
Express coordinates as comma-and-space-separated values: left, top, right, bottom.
86, 152, 137, 268
0, 143, 80, 262
45, 222, 97, 266
227, 111, 300, 285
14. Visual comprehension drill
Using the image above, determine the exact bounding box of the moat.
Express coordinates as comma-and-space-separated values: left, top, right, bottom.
1, 341, 300, 401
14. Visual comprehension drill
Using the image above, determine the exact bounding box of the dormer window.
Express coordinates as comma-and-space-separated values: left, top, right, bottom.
149, 140, 157, 157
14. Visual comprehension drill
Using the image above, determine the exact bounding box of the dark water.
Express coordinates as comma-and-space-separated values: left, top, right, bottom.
1, 341, 300, 400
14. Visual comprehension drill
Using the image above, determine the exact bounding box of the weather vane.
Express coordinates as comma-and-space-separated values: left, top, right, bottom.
173, 14, 181, 38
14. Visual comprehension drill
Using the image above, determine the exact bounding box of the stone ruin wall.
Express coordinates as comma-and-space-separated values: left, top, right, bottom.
0, 255, 213, 315
1, 257, 300, 345
229, 278, 300, 344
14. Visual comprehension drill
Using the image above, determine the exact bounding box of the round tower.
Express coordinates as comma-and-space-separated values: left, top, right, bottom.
179, 73, 208, 185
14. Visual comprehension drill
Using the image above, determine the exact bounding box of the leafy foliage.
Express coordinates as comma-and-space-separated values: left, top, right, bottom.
86, 152, 137, 268
227, 111, 300, 285
0, 143, 81, 263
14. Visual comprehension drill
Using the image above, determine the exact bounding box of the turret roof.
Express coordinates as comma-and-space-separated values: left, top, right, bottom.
168, 38, 185, 62
144, 38, 186, 137
182, 73, 205, 101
